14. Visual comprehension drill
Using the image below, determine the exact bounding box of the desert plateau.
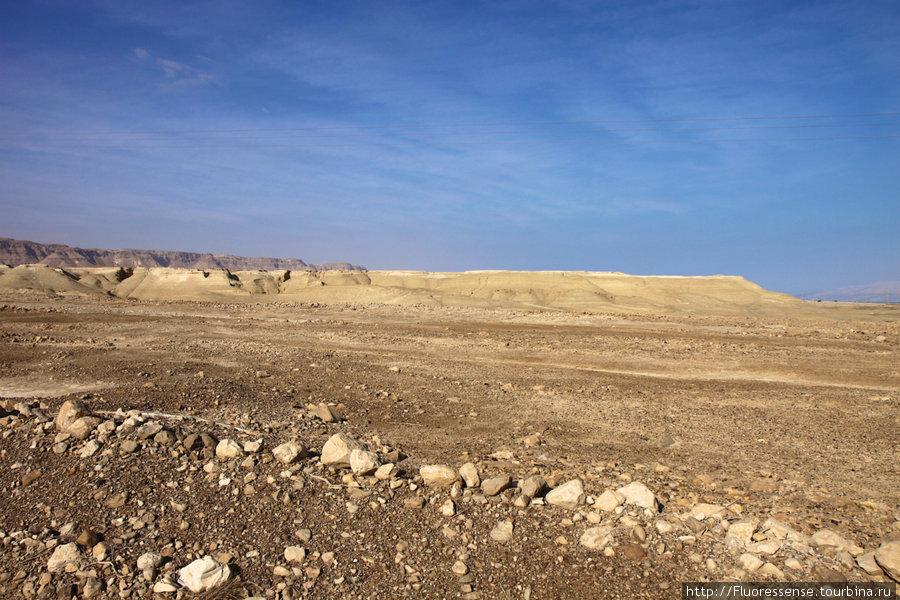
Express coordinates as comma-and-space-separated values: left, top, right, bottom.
0, 265, 897, 599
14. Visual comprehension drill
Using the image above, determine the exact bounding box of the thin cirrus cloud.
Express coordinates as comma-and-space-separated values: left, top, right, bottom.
132, 46, 218, 86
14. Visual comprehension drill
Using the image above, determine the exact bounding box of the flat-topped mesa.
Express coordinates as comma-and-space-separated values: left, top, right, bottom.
0, 264, 820, 317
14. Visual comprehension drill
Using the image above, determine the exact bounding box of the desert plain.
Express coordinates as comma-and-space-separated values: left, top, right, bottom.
0, 265, 898, 599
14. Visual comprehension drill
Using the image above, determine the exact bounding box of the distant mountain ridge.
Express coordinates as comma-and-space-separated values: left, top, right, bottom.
0, 238, 364, 272
800, 281, 900, 303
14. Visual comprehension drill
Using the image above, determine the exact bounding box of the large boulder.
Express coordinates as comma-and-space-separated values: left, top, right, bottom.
56, 400, 91, 432
321, 433, 363, 468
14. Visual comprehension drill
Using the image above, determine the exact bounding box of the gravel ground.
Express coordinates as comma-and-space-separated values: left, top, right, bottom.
0, 295, 897, 599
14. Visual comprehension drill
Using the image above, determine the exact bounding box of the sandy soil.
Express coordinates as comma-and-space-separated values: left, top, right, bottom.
0, 292, 897, 599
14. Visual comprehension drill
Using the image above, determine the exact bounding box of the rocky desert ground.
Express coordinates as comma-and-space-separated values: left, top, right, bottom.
0, 269, 898, 599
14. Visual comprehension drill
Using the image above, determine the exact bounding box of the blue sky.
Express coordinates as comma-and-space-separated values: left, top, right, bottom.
1, 0, 897, 293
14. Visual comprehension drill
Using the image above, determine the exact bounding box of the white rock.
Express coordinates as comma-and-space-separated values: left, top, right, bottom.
748, 540, 781, 555
811, 529, 862, 555
420, 465, 460, 488
80, 439, 102, 458
784, 558, 803, 570
727, 518, 759, 546
349, 449, 380, 475
272, 441, 307, 465
284, 546, 306, 563
759, 562, 784, 579
545, 479, 585, 510
761, 518, 810, 545
594, 490, 625, 512
374, 463, 398, 480
738, 553, 764, 573
656, 520, 676, 534
56, 400, 90, 432
579, 526, 614, 551
856, 551, 884, 576
153, 580, 179, 593
137, 552, 163, 571
490, 520, 514, 543
320, 433, 363, 468
215, 439, 243, 459
452, 560, 468, 576
617, 482, 658, 511
47, 543, 80, 573
518, 475, 546, 499
875, 541, 900, 582
440, 499, 456, 517
178, 556, 231, 593
459, 462, 480, 488
243, 439, 263, 453
690, 503, 726, 520
68, 416, 101, 440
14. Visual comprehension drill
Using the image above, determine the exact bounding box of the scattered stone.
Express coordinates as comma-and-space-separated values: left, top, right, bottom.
579, 526, 614, 551
178, 555, 232, 593
459, 462, 480, 488
452, 561, 469, 576
856, 551, 884, 576
153, 579, 179, 593
82, 576, 103, 598
545, 479, 585, 510
690, 503, 725, 520
738, 553, 764, 573
617, 482, 658, 511
350, 449, 380, 475
68, 416, 101, 440
420, 465, 460, 488
759, 563, 784, 579
56, 400, 90, 432
812, 529, 862, 555
620, 543, 648, 560
404, 497, 425, 509
321, 433, 363, 468
285, 546, 306, 563
727, 518, 759, 546
120, 440, 140, 454
80, 439, 102, 458
137, 552, 163, 571
136, 422, 163, 440
243, 439, 263, 453
594, 490, 625, 512
440, 499, 456, 517
518, 475, 546, 499
22, 470, 42, 487
482, 474, 512, 496
273, 441, 308, 464
215, 438, 243, 459
784, 558, 803, 571
315, 403, 339, 423
875, 541, 900, 582
46, 543, 80, 573
375, 463, 399, 480
490, 520, 514, 543
76, 529, 100, 548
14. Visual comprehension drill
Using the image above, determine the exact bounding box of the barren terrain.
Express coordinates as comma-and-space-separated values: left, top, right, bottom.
0, 279, 897, 599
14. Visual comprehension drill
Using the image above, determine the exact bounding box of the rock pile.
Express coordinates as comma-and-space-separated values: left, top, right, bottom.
0, 397, 896, 599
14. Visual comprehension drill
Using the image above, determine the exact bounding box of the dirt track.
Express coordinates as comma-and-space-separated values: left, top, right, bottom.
0, 295, 898, 598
